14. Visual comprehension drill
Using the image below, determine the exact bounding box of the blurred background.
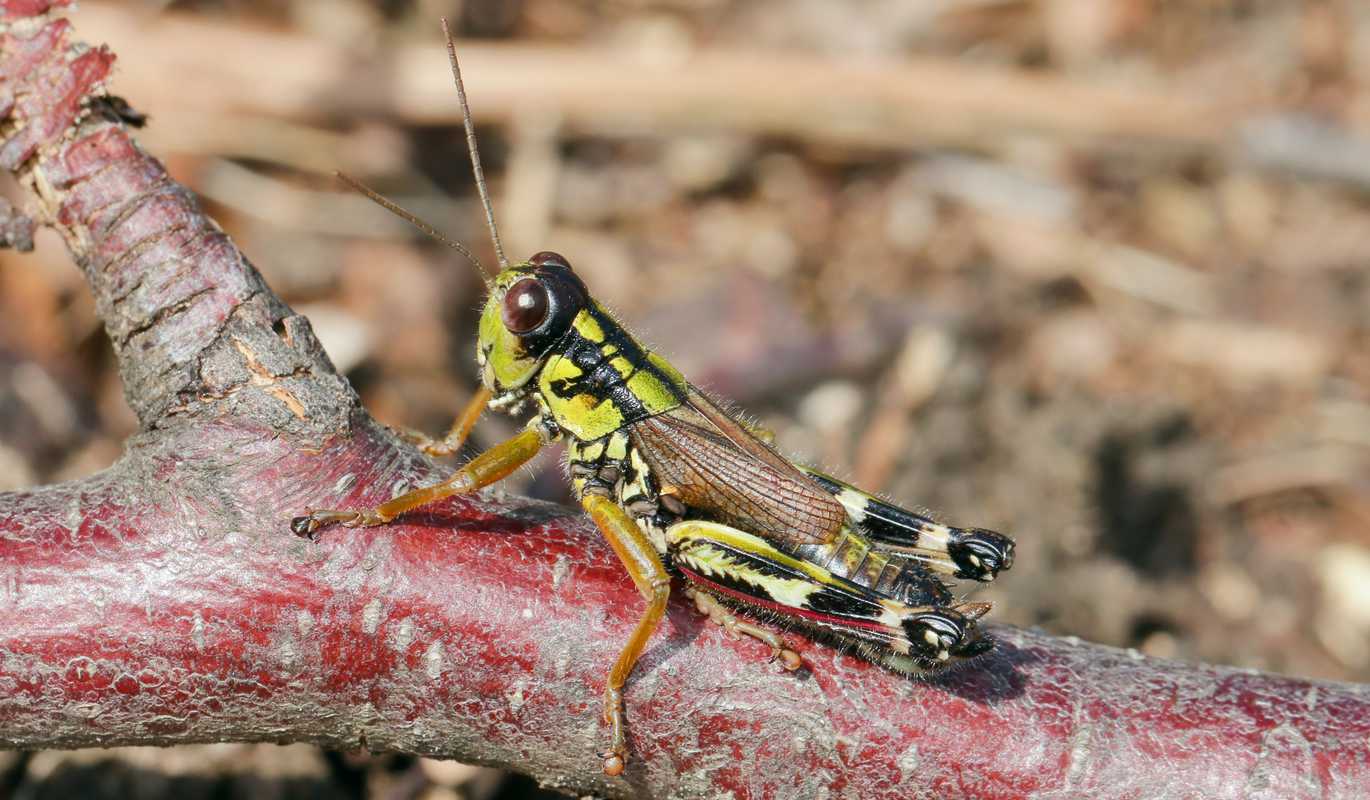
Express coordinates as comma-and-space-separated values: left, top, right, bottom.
1, 0, 1369, 797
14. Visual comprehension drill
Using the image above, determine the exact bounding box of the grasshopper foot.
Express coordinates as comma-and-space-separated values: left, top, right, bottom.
687, 586, 803, 670
601, 750, 626, 777
289, 508, 389, 539
772, 647, 803, 672
289, 513, 321, 539
600, 685, 629, 776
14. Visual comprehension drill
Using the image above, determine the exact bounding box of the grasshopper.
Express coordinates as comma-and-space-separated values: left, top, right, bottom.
291, 21, 1015, 776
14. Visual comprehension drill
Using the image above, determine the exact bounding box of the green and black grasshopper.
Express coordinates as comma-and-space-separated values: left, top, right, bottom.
292, 22, 1015, 777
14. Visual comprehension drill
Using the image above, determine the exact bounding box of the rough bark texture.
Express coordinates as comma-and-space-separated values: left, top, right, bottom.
1, 4, 1368, 799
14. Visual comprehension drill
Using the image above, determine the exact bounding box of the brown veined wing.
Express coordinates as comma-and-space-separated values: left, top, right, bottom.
628, 388, 846, 549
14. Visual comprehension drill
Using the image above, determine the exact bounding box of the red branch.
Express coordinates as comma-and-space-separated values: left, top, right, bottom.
1, 6, 1368, 799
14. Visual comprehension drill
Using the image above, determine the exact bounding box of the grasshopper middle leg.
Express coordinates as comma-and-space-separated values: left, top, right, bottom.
581, 493, 671, 777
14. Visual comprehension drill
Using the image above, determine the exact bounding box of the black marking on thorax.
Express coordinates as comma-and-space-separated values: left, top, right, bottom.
567, 428, 689, 538
544, 306, 684, 427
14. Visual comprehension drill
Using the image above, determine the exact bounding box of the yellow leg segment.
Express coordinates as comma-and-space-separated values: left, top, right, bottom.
394, 386, 492, 457
291, 421, 544, 537
582, 493, 671, 777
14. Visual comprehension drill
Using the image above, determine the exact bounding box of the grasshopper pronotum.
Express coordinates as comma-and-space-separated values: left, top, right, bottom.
292, 21, 1015, 776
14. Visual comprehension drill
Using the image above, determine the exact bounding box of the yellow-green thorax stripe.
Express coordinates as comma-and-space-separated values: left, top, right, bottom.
537, 303, 687, 441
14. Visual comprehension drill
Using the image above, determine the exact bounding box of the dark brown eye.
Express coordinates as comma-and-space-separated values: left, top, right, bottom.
529, 251, 571, 270
501, 278, 549, 334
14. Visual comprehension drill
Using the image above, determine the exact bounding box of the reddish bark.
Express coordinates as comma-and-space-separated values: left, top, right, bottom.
1, 6, 1368, 799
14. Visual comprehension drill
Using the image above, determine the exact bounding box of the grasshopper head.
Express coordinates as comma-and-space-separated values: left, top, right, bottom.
476, 251, 589, 404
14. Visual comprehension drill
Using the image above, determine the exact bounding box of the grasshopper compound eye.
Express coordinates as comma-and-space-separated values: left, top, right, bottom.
529, 250, 571, 270
502, 278, 550, 333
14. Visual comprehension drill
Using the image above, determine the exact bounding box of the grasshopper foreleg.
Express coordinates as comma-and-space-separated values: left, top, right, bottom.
291, 420, 545, 537
391, 385, 491, 457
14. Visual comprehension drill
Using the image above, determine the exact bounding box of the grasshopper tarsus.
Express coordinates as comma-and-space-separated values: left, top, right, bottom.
290, 513, 320, 539
291, 510, 356, 536
291, 508, 387, 537
773, 648, 803, 672
599, 684, 629, 776
601, 752, 626, 777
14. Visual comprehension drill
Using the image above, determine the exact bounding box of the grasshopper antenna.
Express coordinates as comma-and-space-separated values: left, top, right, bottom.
333, 171, 493, 288
441, 17, 509, 271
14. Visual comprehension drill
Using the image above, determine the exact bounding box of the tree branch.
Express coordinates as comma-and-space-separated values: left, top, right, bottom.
1, 4, 1368, 798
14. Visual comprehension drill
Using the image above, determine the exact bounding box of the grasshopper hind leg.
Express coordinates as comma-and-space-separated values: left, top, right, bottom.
683, 584, 802, 671
666, 520, 991, 674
